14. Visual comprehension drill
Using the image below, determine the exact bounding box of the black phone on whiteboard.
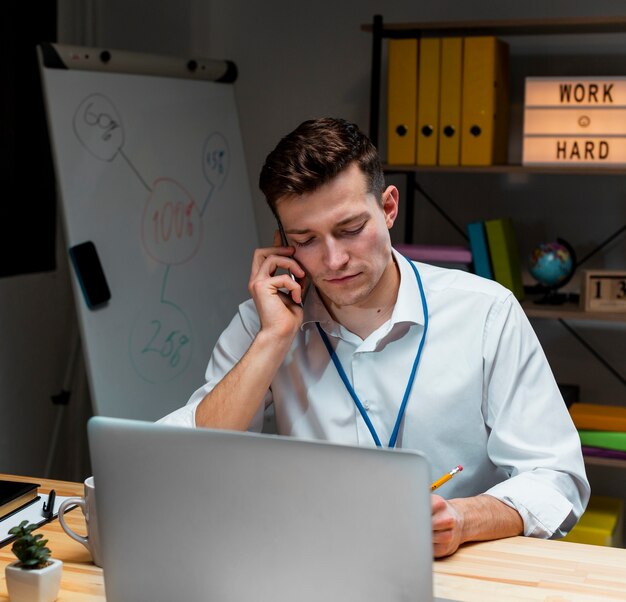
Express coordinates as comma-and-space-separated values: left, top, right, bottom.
69, 241, 111, 309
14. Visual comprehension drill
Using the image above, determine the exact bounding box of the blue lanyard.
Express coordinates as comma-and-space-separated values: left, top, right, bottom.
316, 256, 428, 448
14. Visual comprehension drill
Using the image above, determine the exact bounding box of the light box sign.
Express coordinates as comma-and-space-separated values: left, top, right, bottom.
522, 77, 626, 166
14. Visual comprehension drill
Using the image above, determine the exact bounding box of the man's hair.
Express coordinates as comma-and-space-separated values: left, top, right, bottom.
259, 117, 385, 216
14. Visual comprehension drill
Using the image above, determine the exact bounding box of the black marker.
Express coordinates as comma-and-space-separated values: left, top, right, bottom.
42, 490, 56, 520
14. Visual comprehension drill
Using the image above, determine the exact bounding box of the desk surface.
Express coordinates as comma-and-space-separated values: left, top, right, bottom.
1, 474, 625, 601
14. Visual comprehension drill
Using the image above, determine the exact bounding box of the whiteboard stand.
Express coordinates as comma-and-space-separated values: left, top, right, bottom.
44, 320, 83, 478
39, 43, 259, 421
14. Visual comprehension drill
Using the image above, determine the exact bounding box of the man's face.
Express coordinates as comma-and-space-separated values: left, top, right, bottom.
277, 163, 399, 310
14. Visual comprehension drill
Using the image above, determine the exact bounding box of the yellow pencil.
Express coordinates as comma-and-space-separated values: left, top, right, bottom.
430, 465, 463, 491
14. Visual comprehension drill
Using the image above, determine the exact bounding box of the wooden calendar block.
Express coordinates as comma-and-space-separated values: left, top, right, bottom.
580, 270, 626, 312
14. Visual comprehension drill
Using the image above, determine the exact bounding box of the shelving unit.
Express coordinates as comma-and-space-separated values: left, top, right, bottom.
364, 15, 626, 467
521, 299, 626, 323
362, 16, 626, 37
383, 164, 626, 176
364, 19, 626, 303
365, 14, 626, 238
363, 15, 626, 149
584, 456, 626, 470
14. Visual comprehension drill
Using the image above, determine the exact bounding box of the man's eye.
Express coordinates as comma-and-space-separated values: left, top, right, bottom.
343, 223, 366, 236
293, 238, 314, 247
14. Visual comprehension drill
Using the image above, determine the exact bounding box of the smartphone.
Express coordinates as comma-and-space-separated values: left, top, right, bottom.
277, 221, 307, 305
68, 241, 111, 309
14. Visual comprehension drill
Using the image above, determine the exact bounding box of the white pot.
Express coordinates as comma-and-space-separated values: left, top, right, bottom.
5, 558, 63, 602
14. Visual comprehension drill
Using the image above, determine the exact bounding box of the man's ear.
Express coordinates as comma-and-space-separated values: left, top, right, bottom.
382, 185, 399, 229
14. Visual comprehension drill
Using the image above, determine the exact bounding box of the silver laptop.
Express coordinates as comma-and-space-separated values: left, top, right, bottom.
88, 416, 444, 602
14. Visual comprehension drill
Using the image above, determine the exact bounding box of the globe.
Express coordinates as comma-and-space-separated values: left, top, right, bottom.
528, 241, 575, 289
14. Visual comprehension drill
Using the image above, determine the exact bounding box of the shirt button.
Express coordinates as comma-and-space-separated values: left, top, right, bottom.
363, 401, 370, 411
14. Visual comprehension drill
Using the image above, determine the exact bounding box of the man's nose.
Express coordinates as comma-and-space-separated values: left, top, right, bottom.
323, 238, 349, 271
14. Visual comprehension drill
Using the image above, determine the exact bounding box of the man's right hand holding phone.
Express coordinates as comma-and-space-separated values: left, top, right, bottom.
247, 230, 307, 343
195, 231, 307, 430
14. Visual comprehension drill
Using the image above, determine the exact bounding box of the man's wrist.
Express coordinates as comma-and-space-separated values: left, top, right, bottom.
449, 495, 523, 545
255, 324, 298, 351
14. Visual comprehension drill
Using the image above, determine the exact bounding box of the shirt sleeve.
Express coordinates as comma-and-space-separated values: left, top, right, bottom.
157, 300, 268, 431
480, 293, 590, 538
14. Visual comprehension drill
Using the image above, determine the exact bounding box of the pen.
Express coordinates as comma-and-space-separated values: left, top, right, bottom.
42, 489, 56, 519
430, 465, 463, 492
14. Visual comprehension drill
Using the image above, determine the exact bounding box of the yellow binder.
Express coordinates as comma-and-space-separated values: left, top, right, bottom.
460, 37, 509, 166
438, 37, 463, 166
416, 37, 441, 166
387, 39, 418, 165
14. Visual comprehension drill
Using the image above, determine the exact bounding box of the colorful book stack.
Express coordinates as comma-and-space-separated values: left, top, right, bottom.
393, 243, 472, 270
387, 36, 509, 166
466, 218, 524, 300
570, 403, 626, 461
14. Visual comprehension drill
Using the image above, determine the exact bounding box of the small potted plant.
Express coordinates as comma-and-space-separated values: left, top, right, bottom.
4, 520, 62, 602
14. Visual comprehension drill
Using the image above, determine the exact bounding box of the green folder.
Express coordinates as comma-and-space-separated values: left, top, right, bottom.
484, 218, 524, 301
578, 430, 626, 453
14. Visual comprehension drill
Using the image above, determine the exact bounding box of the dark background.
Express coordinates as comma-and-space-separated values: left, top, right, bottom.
0, 1, 57, 277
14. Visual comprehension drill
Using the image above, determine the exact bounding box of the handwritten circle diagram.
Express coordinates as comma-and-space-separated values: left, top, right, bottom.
129, 300, 193, 384
73, 94, 125, 161
71, 95, 231, 387
141, 178, 203, 266
202, 132, 230, 190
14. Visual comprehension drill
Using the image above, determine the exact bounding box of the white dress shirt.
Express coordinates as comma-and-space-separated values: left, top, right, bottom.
159, 249, 590, 538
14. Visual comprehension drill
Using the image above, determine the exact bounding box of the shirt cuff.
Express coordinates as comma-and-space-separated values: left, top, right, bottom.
484, 472, 576, 538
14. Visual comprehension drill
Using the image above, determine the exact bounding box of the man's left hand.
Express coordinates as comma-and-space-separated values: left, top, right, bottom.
431, 493, 524, 558
431, 494, 464, 558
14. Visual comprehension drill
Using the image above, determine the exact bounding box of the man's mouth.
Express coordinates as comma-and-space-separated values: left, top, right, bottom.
324, 272, 362, 285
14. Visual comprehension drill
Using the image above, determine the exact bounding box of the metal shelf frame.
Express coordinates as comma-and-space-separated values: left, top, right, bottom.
364, 14, 626, 390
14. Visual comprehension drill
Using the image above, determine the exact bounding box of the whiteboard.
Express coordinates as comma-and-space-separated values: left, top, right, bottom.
40, 49, 258, 420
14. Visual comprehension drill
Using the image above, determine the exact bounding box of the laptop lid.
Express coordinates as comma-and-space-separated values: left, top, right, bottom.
88, 416, 435, 602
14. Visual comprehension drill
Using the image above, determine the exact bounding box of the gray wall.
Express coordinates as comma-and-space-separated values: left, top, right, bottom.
1, 0, 624, 482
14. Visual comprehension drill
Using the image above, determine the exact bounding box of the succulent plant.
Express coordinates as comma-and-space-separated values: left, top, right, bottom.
8, 520, 52, 570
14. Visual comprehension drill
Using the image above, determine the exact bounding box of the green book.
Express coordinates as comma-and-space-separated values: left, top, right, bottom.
484, 218, 524, 301
578, 430, 626, 453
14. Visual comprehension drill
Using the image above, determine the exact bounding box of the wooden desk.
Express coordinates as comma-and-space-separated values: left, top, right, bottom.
2, 475, 625, 601
0, 475, 104, 601
434, 536, 626, 601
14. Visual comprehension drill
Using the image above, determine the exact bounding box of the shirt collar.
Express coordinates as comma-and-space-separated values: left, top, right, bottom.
300, 284, 336, 333
300, 247, 426, 334
389, 248, 426, 327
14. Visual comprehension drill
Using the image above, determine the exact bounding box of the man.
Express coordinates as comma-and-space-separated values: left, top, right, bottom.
160, 117, 589, 557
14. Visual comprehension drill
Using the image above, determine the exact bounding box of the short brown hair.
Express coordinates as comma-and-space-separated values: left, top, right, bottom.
259, 117, 385, 216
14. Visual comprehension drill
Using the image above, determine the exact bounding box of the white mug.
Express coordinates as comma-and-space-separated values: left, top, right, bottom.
58, 476, 102, 567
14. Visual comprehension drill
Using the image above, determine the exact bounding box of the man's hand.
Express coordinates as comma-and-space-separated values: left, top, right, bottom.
195, 232, 308, 431
431, 493, 524, 558
248, 231, 307, 341
431, 494, 464, 558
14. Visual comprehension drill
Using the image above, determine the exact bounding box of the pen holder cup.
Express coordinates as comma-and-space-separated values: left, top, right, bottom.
57, 476, 102, 567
